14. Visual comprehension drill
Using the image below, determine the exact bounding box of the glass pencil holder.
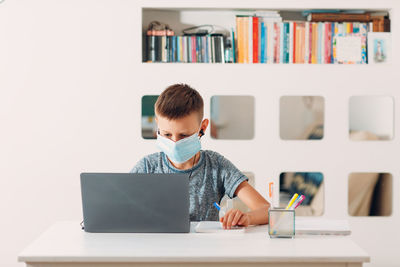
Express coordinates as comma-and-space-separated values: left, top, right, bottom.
268, 208, 295, 238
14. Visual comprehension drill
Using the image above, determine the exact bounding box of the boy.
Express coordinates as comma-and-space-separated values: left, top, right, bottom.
131, 84, 269, 229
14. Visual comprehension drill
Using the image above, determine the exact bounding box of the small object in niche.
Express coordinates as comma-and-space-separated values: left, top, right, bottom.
367, 32, 391, 64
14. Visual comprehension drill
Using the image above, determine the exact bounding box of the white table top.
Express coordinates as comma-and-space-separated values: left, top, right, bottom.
18, 221, 369, 263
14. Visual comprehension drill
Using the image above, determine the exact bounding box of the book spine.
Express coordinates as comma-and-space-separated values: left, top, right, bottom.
182, 36, 186, 62
310, 24, 313, 64
196, 36, 201, 62
309, 13, 371, 22
258, 19, 262, 63
281, 23, 286, 63
177, 36, 181, 63
181, 36, 185, 62
330, 22, 335, 63
360, 23, 367, 64
324, 23, 328, 63
296, 24, 300, 63
285, 22, 293, 63
253, 16, 259, 63
304, 22, 309, 64
174, 36, 178, 62
243, 17, 249, 63
318, 23, 322, 64
353, 22, 360, 33
267, 22, 274, 64
156, 36, 162, 62
170, 36, 174, 62
312, 23, 317, 64
289, 22, 294, 64
248, 16, 253, 63
264, 23, 268, 63
231, 29, 236, 63
210, 36, 214, 63
326, 23, 332, 63
273, 23, 279, 63
191, 36, 196, 63
332, 23, 339, 64
207, 35, 212, 63
213, 36, 218, 63
236, 17, 243, 63
202, 36, 207, 63
300, 23, 306, 63
146, 32, 156, 62
260, 21, 265, 63
279, 22, 284, 63
187, 36, 191, 63
220, 36, 225, 63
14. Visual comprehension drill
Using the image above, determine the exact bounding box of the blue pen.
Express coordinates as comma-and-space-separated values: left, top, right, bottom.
213, 202, 221, 211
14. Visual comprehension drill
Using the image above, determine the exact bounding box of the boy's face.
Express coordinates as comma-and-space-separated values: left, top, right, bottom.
156, 112, 209, 142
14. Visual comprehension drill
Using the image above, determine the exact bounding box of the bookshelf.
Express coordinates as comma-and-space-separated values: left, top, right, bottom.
142, 5, 391, 64
138, 1, 398, 266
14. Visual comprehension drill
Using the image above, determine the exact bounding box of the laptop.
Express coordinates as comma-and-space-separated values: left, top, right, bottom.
80, 173, 190, 233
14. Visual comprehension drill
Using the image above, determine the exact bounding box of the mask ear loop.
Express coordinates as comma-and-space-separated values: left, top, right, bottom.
188, 128, 204, 179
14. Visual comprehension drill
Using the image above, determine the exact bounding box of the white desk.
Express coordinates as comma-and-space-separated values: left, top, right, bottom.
18, 221, 369, 267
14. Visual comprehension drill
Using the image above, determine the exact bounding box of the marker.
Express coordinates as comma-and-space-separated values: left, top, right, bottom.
285, 193, 299, 210
268, 182, 274, 207
268, 182, 274, 199
213, 202, 221, 211
291, 195, 306, 210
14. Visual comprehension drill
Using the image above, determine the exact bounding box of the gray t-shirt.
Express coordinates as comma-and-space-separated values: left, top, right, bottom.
130, 150, 248, 221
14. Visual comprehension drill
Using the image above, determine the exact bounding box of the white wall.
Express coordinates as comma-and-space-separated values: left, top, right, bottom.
0, 1, 399, 267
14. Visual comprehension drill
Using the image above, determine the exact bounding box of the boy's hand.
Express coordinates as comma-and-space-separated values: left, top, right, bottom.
220, 209, 250, 229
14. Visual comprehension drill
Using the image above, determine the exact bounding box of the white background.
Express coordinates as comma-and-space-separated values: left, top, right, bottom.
0, 0, 399, 266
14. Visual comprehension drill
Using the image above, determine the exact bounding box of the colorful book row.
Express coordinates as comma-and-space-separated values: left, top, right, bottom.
236, 17, 369, 64
146, 34, 225, 63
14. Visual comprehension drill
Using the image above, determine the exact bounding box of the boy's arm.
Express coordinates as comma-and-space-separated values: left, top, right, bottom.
235, 181, 270, 225
220, 181, 270, 229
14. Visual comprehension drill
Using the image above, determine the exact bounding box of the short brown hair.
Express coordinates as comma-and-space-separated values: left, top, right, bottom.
155, 84, 204, 121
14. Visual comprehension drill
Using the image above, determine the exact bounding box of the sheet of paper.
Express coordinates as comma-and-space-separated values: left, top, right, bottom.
194, 221, 246, 233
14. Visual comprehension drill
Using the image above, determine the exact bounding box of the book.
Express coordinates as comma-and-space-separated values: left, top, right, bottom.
308, 12, 371, 22
295, 218, 351, 235
260, 21, 266, 63
253, 16, 259, 63
372, 16, 390, 32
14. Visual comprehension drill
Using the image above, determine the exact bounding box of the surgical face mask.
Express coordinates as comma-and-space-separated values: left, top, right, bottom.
156, 130, 202, 164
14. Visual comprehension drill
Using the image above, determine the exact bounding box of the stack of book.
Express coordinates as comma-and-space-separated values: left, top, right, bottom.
146, 32, 225, 63
235, 13, 373, 64
236, 10, 282, 63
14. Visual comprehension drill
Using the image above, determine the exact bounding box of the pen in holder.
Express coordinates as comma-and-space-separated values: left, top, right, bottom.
268, 208, 295, 238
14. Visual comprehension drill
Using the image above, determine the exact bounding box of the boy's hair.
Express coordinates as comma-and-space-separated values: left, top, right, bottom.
155, 83, 204, 121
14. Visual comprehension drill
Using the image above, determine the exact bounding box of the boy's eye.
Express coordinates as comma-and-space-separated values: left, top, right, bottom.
164, 133, 171, 137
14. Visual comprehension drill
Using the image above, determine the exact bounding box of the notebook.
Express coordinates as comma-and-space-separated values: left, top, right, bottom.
295, 218, 351, 235
194, 221, 246, 233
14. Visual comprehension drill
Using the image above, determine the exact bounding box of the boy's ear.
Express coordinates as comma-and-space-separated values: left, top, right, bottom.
199, 118, 209, 137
